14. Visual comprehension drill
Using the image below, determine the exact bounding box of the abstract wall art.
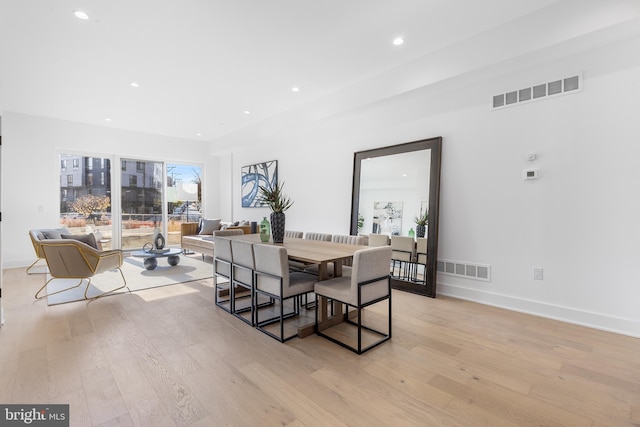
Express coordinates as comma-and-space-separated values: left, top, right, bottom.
372, 201, 403, 235
241, 160, 278, 207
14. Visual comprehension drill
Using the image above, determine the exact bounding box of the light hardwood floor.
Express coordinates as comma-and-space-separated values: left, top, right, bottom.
1, 266, 640, 426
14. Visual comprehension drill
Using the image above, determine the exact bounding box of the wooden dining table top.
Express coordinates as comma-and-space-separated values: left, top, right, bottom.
227, 233, 368, 265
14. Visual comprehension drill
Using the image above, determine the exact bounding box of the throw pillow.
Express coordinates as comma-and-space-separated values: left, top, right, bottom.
41, 228, 69, 239
199, 218, 222, 235
61, 233, 99, 250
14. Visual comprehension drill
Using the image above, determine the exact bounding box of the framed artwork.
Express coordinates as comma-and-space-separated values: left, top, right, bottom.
372, 201, 403, 235
241, 160, 278, 207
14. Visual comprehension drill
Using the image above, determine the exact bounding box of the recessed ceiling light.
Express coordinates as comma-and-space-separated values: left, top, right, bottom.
104, 118, 112, 122
73, 10, 89, 20
196, 133, 202, 137
291, 87, 300, 92
393, 37, 404, 46
130, 82, 140, 88
243, 110, 251, 115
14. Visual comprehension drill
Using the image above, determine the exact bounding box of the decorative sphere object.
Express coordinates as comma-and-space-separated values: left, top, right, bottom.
143, 257, 158, 270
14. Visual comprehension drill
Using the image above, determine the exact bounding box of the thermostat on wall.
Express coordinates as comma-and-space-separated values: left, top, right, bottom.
523, 168, 539, 180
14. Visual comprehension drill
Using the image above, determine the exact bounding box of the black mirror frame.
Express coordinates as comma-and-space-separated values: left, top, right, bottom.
350, 137, 442, 297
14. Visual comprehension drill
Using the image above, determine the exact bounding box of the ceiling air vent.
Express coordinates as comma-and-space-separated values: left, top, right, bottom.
437, 259, 491, 282
492, 73, 582, 110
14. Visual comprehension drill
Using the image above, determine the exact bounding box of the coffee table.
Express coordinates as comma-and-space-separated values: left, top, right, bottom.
131, 248, 183, 270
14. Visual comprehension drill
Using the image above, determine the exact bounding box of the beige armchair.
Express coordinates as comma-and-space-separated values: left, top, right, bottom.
35, 239, 126, 300
27, 228, 69, 274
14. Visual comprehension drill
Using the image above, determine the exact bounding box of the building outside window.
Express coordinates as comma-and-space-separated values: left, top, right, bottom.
59, 153, 112, 248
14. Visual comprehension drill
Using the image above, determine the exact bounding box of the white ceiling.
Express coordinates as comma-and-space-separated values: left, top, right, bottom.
1, 0, 639, 143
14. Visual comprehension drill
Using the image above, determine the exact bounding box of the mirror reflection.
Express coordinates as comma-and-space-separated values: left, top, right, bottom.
357, 150, 430, 237
351, 138, 441, 297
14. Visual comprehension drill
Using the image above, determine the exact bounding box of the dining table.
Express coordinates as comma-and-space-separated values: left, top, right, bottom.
227, 233, 369, 337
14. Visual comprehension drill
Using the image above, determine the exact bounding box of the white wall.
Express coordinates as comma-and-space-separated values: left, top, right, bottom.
1, 113, 215, 268
212, 35, 640, 336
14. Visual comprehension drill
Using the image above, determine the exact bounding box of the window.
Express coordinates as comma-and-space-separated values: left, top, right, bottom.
59, 153, 113, 250
121, 158, 165, 250
121, 160, 126, 170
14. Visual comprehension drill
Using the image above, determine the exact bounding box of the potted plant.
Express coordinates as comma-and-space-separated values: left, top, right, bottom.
414, 210, 429, 238
258, 181, 294, 243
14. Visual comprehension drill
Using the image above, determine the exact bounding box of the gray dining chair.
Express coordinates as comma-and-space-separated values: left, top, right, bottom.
414, 237, 428, 284
253, 244, 317, 342
284, 230, 303, 238
304, 234, 368, 277
368, 233, 390, 247
230, 239, 256, 325
213, 236, 234, 312
304, 232, 332, 241
391, 236, 415, 280
314, 245, 392, 354
288, 231, 331, 271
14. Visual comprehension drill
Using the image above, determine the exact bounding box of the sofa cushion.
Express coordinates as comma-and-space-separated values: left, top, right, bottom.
199, 218, 221, 235
61, 233, 99, 249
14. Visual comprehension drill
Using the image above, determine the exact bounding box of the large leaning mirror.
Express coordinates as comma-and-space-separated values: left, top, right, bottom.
350, 137, 442, 297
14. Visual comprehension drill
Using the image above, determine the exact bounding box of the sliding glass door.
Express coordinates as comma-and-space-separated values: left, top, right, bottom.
167, 163, 202, 246
120, 158, 164, 251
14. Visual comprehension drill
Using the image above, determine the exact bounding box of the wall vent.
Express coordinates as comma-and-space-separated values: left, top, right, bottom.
437, 259, 491, 282
491, 73, 582, 110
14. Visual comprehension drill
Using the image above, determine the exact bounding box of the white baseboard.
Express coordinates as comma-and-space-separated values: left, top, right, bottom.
2, 259, 31, 269
437, 281, 640, 339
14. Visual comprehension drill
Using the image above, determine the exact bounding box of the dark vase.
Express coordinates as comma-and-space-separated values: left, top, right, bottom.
270, 212, 286, 243
416, 224, 426, 238
154, 232, 166, 250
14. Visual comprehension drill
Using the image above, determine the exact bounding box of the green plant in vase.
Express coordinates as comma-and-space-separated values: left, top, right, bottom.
414, 210, 429, 238
258, 181, 294, 244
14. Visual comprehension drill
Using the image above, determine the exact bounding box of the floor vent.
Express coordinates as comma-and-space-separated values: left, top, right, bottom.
437, 259, 491, 282
491, 73, 582, 110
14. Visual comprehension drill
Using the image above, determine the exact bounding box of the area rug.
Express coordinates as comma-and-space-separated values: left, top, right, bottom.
45, 254, 214, 305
